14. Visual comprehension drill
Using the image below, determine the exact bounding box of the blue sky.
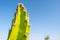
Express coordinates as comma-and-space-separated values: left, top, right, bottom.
0, 0, 60, 40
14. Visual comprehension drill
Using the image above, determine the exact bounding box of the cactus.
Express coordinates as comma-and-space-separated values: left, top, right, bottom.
45, 36, 49, 40
7, 3, 30, 40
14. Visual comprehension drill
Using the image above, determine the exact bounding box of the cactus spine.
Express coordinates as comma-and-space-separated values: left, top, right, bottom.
7, 3, 30, 40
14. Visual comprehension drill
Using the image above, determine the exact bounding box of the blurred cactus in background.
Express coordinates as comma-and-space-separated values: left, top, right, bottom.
7, 3, 30, 40
45, 36, 49, 40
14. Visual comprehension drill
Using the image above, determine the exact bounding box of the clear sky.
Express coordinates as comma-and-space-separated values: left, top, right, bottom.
0, 0, 60, 40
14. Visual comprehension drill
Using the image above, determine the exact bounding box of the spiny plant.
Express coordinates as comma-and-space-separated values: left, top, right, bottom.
7, 3, 30, 40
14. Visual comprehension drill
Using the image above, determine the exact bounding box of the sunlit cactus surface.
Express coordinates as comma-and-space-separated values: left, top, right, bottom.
7, 3, 30, 40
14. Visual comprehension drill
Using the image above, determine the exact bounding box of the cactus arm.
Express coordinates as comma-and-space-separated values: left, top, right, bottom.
7, 3, 30, 40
